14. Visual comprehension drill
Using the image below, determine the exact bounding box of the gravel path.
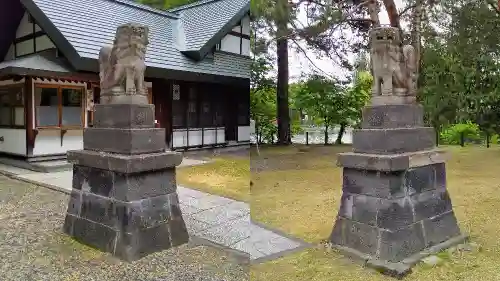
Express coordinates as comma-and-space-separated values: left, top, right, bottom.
0, 175, 249, 281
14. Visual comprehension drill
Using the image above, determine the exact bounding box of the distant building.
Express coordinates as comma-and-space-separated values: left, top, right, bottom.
0, 0, 250, 160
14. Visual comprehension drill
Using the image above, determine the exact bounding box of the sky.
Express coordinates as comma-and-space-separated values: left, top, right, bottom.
287, 0, 403, 82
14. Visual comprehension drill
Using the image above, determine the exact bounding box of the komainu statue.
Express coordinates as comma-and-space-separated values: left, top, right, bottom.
370, 26, 417, 97
99, 23, 149, 104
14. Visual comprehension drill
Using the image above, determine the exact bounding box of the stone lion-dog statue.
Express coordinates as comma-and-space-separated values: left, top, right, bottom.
99, 23, 149, 104
370, 26, 416, 97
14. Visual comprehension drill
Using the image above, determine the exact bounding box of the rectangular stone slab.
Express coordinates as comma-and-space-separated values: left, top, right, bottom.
83, 127, 166, 154
93, 104, 155, 129
341, 163, 447, 198
337, 149, 448, 171
352, 127, 436, 154
67, 149, 183, 173
362, 104, 424, 129
71, 165, 178, 201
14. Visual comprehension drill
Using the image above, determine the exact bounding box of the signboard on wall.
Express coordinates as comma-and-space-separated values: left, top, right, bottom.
173, 84, 180, 100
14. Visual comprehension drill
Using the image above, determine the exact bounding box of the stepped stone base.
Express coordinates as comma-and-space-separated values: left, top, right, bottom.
330, 103, 466, 277
63, 103, 189, 261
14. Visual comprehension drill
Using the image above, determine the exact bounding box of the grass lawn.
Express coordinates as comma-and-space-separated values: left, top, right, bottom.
176, 155, 250, 202
177, 144, 500, 280
251, 144, 500, 281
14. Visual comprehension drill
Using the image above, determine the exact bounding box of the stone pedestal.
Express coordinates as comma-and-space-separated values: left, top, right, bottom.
330, 103, 467, 277
63, 104, 189, 262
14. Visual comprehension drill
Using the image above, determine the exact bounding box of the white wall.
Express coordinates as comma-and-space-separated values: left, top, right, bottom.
32, 129, 83, 156
30, 79, 87, 156
220, 15, 250, 56
238, 126, 250, 142
4, 12, 56, 61
0, 129, 27, 155
172, 128, 225, 148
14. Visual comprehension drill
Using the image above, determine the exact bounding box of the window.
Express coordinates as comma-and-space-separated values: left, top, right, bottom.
34, 84, 84, 128
187, 87, 198, 128
0, 84, 24, 127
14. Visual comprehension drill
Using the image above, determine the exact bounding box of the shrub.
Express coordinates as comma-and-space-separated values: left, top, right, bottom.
440, 122, 482, 145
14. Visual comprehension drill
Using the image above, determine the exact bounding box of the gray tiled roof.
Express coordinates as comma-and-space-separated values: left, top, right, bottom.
22, 0, 250, 79
172, 0, 249, 52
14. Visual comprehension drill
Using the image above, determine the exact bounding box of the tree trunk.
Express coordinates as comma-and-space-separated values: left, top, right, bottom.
336, 123, 346, 144
276, 0, 291, 145
324, 124, 329, 145
410, 0, 423, 82
382, 0, 401, 28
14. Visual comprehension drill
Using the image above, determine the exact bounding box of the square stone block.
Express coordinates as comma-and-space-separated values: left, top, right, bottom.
362, 104, 424, 129
352, 127, 436, 154
68, 149, 183, 174
376, 197, 415, 230
342, 163, 446, 199
64, 214, 118, 253
330, 217, 379, 256
72, 165, 177, 201
83, 127, 166, 154
422, 211, 461, 247
338, 193, 380, 226
93, 104, 155, 129
114, 224, 172, 261
410, 189, 452, 222
342, 168, 405, 198
378, 223, 426, 262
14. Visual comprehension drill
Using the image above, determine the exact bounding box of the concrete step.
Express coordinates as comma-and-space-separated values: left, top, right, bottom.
0, 157, 72, 173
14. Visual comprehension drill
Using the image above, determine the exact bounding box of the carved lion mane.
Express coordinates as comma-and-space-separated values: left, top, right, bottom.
99, 23, 149, 95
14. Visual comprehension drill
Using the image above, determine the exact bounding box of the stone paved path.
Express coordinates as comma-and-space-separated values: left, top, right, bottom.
0, 159, 307, 262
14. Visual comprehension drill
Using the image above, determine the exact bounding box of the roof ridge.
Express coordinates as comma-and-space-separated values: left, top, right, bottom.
106, 0, 180, 19
168, 0, 223, 13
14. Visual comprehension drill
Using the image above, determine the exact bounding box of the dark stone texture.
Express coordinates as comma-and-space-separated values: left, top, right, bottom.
67, 190, 82, 216
330, 217, 379, 256
331, 163, 463, 267
378, 223, 426, 262
338, 193, 380, 226
422, 211, 461, 247
78, 193, 175, 232
72, 165, 177, 201
435, 163, 447, 189
93, 104, 155, 129
70, 215, 118, 253
352, 127, 436, 154
63, 190, 189, 261
115, 224, 172, 262
342, 169, 405, 198
83, 128, 166, 155
362, 104, 424, 129
411, 189, 452, 222
338, 149, 448, 172
342, 164, 444, 199
67, 149, 183, 174
405, 165, 436, 195
377, 197, 415, 230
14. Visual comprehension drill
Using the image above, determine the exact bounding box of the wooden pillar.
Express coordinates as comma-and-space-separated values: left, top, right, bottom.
24, 76, 35, 156
151, 79, 172, 148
